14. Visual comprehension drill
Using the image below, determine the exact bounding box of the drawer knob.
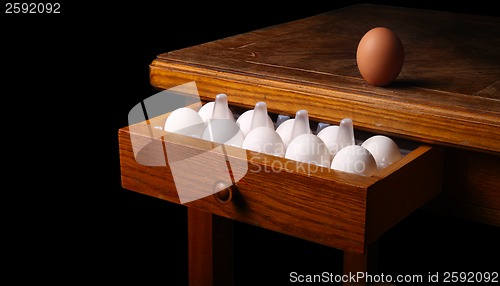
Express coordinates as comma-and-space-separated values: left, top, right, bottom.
213, 182, 238, 204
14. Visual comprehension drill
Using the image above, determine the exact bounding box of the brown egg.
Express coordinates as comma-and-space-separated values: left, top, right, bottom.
356, 27, 404, 86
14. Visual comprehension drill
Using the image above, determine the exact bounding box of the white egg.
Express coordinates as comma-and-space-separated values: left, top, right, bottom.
202, 119, 245, 148
317, 125, 340, 156
198, 101, 235, 122
243, 126, 285, 157
330, 145, 377, 176
164, 107, 205, 138
276, 118, 295, 149
276, 119, 313, 150
361, 135, 402, 169
236, 109, 274, 137
285, 133, 331, 167
318, 118, 355, 157
198, 101, 215, 122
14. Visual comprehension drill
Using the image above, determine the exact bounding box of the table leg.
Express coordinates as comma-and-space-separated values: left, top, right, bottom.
343, 242, 379, 286
188, 208, 233, 286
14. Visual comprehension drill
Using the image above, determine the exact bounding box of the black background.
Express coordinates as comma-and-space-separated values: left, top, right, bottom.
2, 1, 499, 285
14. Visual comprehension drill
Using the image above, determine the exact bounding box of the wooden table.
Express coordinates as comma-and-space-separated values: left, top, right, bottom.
120, 4, 499, 285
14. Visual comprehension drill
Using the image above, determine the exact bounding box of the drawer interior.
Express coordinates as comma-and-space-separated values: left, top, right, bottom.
119, 97, 444, 253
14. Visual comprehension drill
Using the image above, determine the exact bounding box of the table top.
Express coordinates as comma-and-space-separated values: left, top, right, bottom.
152, 4, 500, 154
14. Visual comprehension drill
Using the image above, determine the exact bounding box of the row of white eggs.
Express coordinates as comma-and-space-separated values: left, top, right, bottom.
163, 94, 402, 176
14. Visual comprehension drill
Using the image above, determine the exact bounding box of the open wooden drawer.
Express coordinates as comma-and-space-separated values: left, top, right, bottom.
119, 98, 444, 255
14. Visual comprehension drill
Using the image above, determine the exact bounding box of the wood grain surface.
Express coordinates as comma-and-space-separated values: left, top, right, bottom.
150, 4, 500, 154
